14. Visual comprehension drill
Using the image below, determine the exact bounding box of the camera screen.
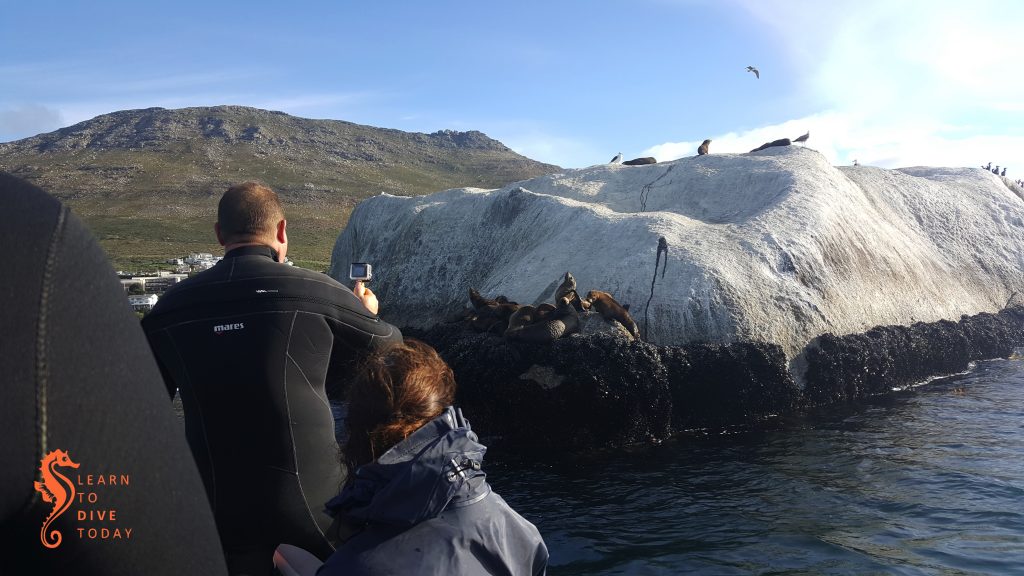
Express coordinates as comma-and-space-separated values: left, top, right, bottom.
350, 262, 372, 281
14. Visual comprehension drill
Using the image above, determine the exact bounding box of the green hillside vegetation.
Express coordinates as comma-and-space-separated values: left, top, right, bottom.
0, 106, 560, 271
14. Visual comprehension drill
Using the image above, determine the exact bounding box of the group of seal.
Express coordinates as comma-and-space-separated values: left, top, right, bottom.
463, 272, 642, 343
505, 272, 583, 343
465, 288, 519, 333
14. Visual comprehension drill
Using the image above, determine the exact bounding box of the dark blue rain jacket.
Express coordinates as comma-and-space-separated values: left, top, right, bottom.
318, 407, 548, 575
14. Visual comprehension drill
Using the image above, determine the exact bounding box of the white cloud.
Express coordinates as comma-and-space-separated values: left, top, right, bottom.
643, 110, 1024, 174
502, 130, 600, 169
0, 104, 65, 141
248, 92, 380, 116
656, 1, 1024, 173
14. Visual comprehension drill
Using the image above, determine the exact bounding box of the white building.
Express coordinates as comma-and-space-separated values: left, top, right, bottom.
120, 271, 189, 294
128, 294, 159, 311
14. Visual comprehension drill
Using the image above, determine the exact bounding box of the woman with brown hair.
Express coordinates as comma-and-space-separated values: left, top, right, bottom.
318, 339, 548, 575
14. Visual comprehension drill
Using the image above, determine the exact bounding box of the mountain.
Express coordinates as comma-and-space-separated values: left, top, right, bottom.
0, 106, 560, 269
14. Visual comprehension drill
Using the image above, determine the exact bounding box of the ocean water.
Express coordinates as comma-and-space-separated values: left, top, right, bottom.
491, 357, 1024, 575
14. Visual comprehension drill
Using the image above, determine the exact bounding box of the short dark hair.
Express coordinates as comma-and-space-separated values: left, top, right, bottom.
217, 181, 284, 243
344, 339, 456, 470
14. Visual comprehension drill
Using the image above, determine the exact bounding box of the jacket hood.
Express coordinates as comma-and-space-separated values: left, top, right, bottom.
325, 406, 490, 528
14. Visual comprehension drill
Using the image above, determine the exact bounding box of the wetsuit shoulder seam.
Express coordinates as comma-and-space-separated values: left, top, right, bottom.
27, 205, 68, 515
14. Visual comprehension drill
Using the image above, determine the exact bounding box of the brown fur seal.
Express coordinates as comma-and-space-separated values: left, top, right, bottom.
554, 272, 585, 311
467, 287, 519, 333
623, 157, 657, 166
506, 302, 560, 333
555, 272, 575, 300
583, 290, 640, 340
469, 287, 495, 309
697, 139, 711, 155
750, 138, 791, 153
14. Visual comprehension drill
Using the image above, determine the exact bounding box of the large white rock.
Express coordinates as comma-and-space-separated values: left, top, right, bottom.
329, 146, 1024, 359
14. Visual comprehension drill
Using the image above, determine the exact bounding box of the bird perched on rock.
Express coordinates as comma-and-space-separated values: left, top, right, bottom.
697, 139, 711, 155
746, 65, 759, 79
609, 152, 623, 164
794, 131, 810, 143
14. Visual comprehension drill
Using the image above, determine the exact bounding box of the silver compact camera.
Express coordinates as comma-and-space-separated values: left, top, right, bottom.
349, 262, 373, 282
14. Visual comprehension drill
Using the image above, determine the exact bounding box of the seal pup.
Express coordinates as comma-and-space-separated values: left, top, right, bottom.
583, 290, 641, 340
746, 65, 759, 79
697, 139, 711, 155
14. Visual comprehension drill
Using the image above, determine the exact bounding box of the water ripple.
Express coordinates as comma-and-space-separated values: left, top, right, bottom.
492, 358, 1024, 574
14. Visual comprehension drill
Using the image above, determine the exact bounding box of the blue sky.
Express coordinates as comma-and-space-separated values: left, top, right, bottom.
2, 0, 1022, 172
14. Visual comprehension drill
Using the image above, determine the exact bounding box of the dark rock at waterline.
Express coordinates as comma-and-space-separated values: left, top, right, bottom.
412, 325, 799, 451
800, 307, 1024, 406
411, 327, 674, 450
408, 306, 1024, 452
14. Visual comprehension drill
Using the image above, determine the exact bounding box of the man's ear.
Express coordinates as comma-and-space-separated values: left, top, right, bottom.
276, 219, 288, 245
215, 222, 226, 246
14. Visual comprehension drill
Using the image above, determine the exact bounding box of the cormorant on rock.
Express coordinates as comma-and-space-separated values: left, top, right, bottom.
610, 153, 623, 164
794, 131, 810, 143
746, 65, 759, 79
1002, 167, 1007, 177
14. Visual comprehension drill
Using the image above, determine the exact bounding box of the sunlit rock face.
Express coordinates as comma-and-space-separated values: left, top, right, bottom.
333, 146, 1024, 360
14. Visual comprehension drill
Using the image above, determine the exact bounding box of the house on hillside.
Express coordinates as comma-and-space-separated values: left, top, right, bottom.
128, 294, 159, 311
120, 271, 189, 294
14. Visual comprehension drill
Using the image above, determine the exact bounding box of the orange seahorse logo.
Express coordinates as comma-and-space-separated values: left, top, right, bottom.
33, 449, 80, 548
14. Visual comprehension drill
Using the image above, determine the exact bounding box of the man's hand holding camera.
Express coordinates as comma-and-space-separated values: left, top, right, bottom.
350, 263, 378, 315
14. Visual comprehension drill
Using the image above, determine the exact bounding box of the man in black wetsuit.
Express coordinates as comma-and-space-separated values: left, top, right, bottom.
142, 181, 402, 575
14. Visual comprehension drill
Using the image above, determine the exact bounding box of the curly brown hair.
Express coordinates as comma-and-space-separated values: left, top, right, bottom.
344, 339, 455, 471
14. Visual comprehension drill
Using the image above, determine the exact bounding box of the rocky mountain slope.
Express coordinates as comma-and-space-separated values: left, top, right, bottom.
0, 106, 559, 269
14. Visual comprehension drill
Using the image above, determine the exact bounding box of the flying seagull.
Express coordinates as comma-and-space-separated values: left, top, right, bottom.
794, 131, 810, 143
746, 65, 759, 79
610, 152, 623, 164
